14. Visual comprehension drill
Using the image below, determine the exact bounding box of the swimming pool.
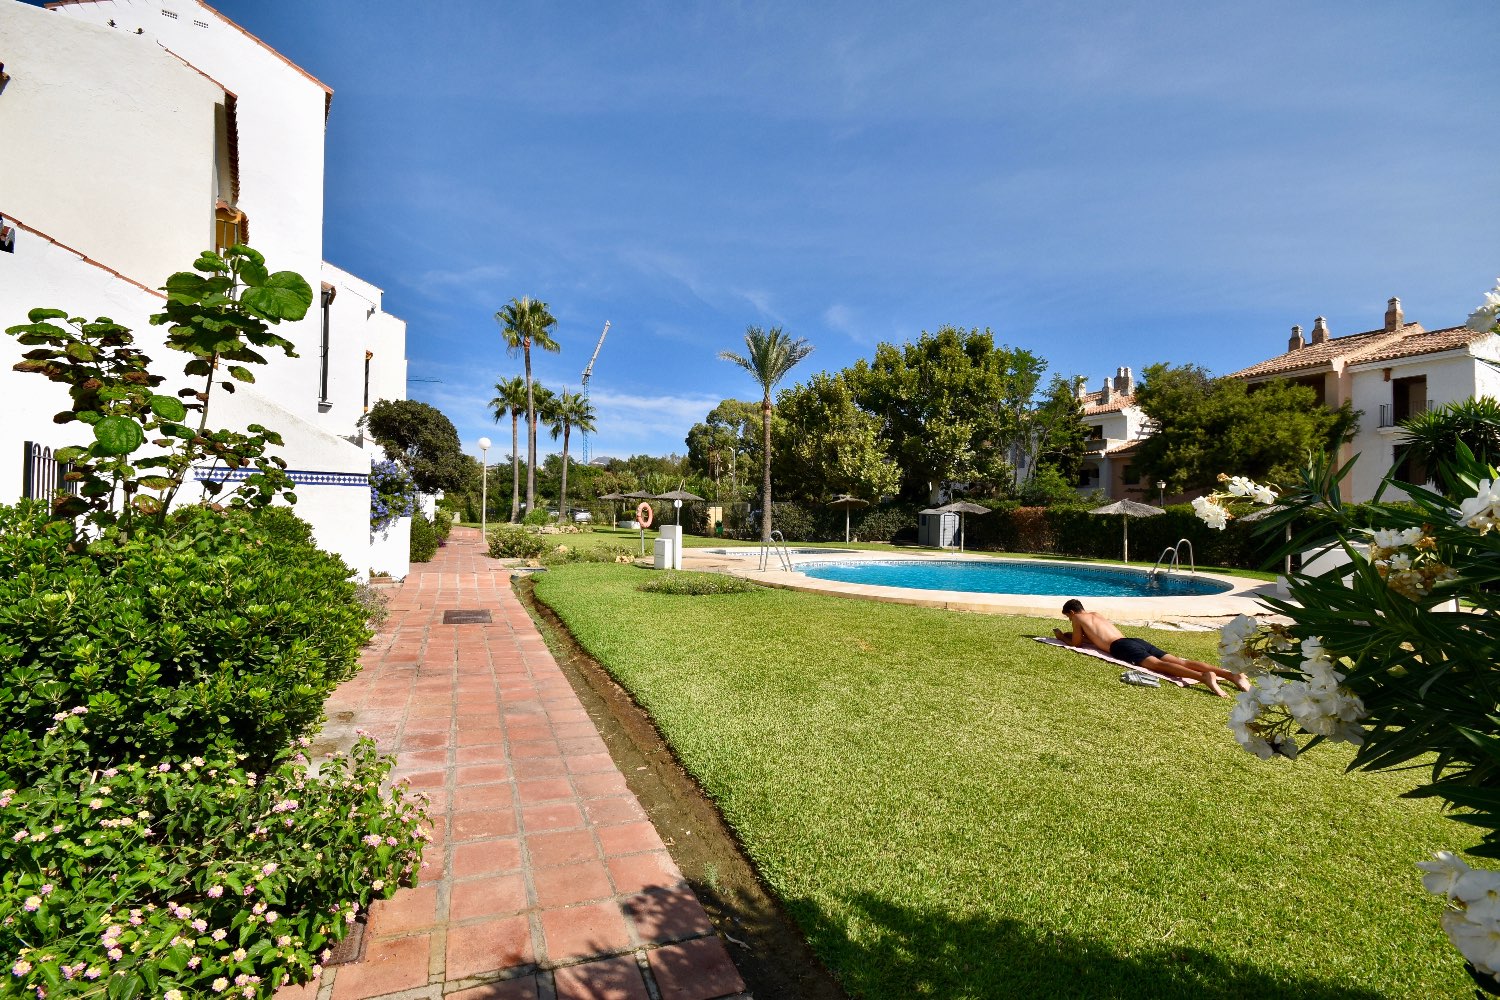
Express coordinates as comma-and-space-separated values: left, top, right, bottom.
704, 547, 854, 557
795, 558, 1232, 598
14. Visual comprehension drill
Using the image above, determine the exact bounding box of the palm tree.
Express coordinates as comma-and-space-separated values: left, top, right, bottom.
1397, 396, 1500, 496
494, 297, 560, 516
545, 389, 598, 520
528, 384, 556, 516
719, 326, 813, 542
489, 375, 528, 522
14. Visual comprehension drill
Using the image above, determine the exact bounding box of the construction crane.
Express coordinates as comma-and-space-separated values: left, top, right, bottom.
579, 320, 610, 465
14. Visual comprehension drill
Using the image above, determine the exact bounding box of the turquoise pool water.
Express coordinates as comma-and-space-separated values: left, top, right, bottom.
796, 559, 1232, 598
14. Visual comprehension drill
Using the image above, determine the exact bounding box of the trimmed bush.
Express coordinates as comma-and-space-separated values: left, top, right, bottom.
409, 511, 438, 563
638, 571, 761, 595
487, 525, 550, 559
770, 501, 817, 542
851, 503, 919, 544
0, 502, 369, 770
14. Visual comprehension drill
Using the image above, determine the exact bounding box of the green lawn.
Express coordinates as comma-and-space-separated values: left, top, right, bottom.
534, 563, 1471, 999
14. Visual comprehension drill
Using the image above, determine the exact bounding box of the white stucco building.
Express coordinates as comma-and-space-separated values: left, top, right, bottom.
0, 0, 410, 577
1074, 367, 1155, 501
1228, 298, 1500, 501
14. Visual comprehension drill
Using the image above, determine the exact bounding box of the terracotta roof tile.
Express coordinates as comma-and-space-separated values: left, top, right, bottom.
1227, 324, 1422, 379
1081, 392, 1137, 415
1104, 440, 1142, 456
1353, 325, 1492, 365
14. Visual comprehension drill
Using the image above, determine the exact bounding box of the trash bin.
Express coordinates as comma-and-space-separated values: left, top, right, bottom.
653, 537, 674, 570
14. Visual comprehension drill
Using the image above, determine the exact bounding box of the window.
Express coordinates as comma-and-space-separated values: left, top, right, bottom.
318, 283, 336, 407
214, 205, 246, 253
363, 350, 373, 413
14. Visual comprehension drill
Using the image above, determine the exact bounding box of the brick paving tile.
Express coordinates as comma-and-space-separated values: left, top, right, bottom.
532, 860, 615, 908
624, 887, 716, 944
647, 937, 747, 1000
597, 821, 667, 857
584, 796, 648, 827
452, 810, 520, 841
553, 955, 652, 1000
540, 900, 634, 963
329, 933, 431, 1000
447, 978, 540, 1000
451, 838, 524, 879
521, 801, 585, 833
319, 531, 745, 999
516, 777, 575, 804
448, 873, 529, 922
365, 884, 439, 937
445, 915, 534, 980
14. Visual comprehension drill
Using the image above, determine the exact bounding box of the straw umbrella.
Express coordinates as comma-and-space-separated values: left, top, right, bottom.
654, 489, 706, 526
938, 500, 990, 553
598, 491, 625, 525
1088, 498, 1164, 564
826, 494, 869, 543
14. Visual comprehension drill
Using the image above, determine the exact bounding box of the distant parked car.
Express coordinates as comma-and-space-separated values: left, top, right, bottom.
572, 509, 592, 523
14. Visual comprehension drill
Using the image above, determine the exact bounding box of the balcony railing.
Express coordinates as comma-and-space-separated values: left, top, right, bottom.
1378, 400, 1435, 428
21, 441, 79, 501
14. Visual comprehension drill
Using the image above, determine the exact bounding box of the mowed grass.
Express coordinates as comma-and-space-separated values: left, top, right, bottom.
534, 563, 1472, 1000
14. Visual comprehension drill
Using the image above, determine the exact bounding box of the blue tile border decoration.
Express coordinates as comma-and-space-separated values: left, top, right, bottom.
193, 467, 370, 487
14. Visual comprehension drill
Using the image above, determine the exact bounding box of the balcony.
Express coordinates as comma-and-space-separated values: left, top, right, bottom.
1378, 399, 1434, 428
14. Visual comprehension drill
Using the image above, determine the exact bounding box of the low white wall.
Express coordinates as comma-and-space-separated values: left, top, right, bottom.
369, 516, 412, 580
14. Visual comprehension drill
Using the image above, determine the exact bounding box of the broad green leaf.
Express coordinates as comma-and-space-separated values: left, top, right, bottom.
227, 365, 256, 383
93, 415, 145, 456
238, 260, 270, 287
27, 307, 68, 322
240, 271, 313, 321
149, 394, 188, 421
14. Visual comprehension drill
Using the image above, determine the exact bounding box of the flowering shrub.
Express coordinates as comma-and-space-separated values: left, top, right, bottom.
1194, 278, 1500, 984
0, 720, 427, 999
0, 502, 369, 770
369, 460, 416, 532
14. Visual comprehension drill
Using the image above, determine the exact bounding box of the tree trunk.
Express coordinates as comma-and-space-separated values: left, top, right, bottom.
761, 392, 773, 543
509, 409, 521, 522
559, 424, 571, 521
524, 339, 536, 516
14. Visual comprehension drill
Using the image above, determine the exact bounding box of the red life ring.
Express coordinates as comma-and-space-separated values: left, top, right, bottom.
636, 502, 654, 528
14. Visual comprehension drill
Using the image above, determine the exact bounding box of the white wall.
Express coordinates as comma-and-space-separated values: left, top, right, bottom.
1345, 341, 1500, 500
57, 0, 334, 424
320, 261, 409, 448
0, 2, 219, 286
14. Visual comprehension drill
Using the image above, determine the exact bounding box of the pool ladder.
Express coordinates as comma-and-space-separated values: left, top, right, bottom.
759, 530, 793, 572
1149, 538, 1196, 585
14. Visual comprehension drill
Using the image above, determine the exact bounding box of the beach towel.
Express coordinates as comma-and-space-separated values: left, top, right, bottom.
1032, 636, 1192, 687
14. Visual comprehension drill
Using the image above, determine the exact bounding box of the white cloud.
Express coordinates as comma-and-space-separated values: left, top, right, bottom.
401, 263, 509, 306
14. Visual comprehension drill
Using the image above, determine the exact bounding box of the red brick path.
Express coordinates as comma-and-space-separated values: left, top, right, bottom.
285, 528, 748, 1000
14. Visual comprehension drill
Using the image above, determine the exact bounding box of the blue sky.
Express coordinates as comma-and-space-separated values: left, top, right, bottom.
202, 1, 1499, 460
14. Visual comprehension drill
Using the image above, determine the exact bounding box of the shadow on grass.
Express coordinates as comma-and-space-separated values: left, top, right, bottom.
790, 892, 1389, 1000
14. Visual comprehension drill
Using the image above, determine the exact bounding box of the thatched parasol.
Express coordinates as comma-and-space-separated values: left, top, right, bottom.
937, 500, 990, 552
1088, 498, 1164, 564
654, 489, 706, 525
827, 494, 869, 543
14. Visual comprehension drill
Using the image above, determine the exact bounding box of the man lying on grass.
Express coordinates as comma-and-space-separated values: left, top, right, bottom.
1053, 598, 1251, 697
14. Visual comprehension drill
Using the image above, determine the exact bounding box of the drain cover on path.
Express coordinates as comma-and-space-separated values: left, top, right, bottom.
442, 609, 492, 624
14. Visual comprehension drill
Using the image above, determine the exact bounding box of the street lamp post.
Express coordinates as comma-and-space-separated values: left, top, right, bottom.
478, 437, 492, 539
1156, 480, 1166, 507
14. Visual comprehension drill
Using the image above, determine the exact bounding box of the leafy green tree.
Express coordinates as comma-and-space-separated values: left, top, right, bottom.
362, 399, 472, 494
1014, 375, 1091, 495
542, 389, 597, 518
771, 372, 899, 504
489, 375, 528, 521
719, 326, 814, 541
1133, 364, 1357, 493
848, 326, 1014, 502
1397, 396, 1500, 496
685, 399, 761, 502
494, 296, 560, 515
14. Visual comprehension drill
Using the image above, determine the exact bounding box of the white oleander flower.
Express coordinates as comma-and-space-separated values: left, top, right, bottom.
1457, 480, 1500, 534
1192, 495, 1228, 530
1419, 851, 1471, 898
1468, 282, 1500, 333
1444, 908, 1500, 977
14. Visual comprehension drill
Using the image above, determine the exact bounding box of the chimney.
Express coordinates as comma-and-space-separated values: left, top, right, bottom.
1119, 366, 1134, 397
1288, 324, 1305, 352
1074, 375, 1088, 401
1385, 297, 1403, 332
1311, 316, 1329, 345
1100, 377, 1114, 404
